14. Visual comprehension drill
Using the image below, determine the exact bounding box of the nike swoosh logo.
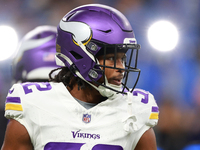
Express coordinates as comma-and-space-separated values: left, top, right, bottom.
20, 35, 55, 52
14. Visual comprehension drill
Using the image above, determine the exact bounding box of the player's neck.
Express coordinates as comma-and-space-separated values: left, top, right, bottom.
69, 84, 106, 104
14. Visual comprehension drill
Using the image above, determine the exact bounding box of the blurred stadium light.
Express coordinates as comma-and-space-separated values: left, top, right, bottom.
148, 20, 179, 52
0, 25, 18, 61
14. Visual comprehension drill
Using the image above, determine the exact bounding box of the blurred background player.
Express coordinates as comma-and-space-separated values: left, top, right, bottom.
12, 25, 58, 83
0, 25, 58, 146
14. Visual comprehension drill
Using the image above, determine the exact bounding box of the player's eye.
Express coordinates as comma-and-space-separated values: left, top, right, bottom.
107, 57, 115, 61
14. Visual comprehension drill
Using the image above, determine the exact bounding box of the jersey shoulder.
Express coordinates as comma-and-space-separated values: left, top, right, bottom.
4, 82, 65, 120
5, 83, 24, 120
130, 88, 159, 128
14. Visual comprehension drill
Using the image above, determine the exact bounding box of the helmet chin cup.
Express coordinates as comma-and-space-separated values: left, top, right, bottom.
98, 86, 116, 99
98, 85, 121, 99
97, 77, 122, 99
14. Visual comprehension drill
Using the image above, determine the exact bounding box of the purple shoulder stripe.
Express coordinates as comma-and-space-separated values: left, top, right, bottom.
6, 97, 21, 103
152, 106, 159, 112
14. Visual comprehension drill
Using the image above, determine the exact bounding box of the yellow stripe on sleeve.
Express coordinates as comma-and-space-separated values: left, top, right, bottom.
149, 113, 159, 119
5, 103, 23, 111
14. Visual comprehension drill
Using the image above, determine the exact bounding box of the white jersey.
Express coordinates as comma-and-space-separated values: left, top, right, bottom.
5, 82, 159, 150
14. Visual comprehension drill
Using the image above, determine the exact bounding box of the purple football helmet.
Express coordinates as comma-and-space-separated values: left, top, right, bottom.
13, 25, 58, 83
56, 4, 141, 98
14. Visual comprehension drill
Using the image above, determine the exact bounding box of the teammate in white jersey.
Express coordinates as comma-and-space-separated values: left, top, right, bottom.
1, 4, 159, 150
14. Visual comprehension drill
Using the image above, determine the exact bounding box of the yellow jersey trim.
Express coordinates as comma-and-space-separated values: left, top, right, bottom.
5, 103, 23, 111
149, 113, 159, 119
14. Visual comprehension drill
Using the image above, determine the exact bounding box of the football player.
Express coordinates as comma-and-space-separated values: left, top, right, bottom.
12, 25, 58, 83
2, 4, 159, 150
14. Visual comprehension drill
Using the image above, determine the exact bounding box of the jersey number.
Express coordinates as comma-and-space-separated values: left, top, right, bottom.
44, 142, 123, 150
133, 90, 149, 104
22, 83, 52, 94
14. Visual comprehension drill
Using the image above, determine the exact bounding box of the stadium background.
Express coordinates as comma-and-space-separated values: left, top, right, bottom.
0, 0, 200, 149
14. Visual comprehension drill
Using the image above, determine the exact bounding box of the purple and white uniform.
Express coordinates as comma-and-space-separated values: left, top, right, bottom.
5, 82, 159, 150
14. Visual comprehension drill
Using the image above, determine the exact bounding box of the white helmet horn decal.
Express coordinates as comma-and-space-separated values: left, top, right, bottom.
59, 20, 92, 45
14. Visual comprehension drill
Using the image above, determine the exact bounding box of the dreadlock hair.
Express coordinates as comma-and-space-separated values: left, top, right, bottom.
49, 67, 90, 91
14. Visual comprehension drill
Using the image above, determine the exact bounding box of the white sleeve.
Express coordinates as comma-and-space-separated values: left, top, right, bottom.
132, 88, 159, 128
131, 91, 159, 149
4, 83, 31, 136
4, 83, 24, 121
124, 88, 159, 149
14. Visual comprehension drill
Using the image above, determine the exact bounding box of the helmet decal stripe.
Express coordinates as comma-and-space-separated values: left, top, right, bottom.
59, 21, 92, 45
15, 35, 55, 65
19, 35, 55, 53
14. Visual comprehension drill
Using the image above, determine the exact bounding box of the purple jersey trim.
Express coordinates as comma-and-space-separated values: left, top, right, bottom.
152, 106, 159, 112
6, 97, 21, 104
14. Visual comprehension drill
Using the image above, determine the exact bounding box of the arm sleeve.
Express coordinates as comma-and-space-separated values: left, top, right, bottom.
132, 91, 159, 149
123, 89, 159, 149
132, 89, 159, 129
4, 83, 24, 121
4, 83, 33, 143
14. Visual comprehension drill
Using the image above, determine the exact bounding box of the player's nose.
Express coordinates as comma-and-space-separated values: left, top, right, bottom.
116, 59, 125, 72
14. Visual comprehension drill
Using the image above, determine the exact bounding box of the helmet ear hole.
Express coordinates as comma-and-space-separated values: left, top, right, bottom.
70, 51, 83, 60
